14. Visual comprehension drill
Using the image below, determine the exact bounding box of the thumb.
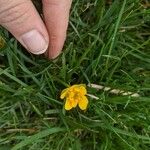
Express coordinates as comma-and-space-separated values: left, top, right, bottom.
0, 0, 49, 54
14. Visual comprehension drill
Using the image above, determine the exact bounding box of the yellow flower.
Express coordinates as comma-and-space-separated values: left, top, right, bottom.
60, 84, 88, 110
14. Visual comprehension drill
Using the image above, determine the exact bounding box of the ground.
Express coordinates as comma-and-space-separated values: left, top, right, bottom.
0, 0, 150, 150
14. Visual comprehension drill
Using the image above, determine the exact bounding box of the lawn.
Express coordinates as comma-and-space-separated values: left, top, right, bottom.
0, 0, 150, 149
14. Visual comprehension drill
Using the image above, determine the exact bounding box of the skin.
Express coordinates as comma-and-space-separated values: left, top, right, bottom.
0, 0, 72, 59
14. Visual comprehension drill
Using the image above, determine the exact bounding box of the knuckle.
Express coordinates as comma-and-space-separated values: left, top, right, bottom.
0, 1, 30, 25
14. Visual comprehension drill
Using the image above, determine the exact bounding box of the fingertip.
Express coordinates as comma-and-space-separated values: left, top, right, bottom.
20, 30, 49, 55
42, 0, 72, 59
46, 44, 63, 59
0, 0, 49, 55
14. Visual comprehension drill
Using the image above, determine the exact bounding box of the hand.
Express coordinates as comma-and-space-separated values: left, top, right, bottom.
0, 0, 72, 59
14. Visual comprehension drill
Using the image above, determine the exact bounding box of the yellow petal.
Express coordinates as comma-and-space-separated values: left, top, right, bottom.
78, 96, 88, 110
65, 99, 73, 110
71, 84, 87, 95
78, 84, 86, 87
79, 85, 87, 95
71, 84, 85, 89
60, 88, 68, 99
71, 84, 79, 88
72, 99, 78, 108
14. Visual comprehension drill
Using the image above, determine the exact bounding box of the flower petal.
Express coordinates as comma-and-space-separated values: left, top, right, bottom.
60, 88, 68, 99
72, 99, 78, 108
65, 99, 73, 110
79, 85, 87, 95
78, 96, 88, 110
71, 84, 79, 88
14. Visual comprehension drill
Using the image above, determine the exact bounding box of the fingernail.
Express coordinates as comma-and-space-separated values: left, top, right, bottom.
21, 30, 48, 54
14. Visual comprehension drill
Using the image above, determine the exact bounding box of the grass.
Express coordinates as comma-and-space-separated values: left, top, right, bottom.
0, 0, 150, 149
